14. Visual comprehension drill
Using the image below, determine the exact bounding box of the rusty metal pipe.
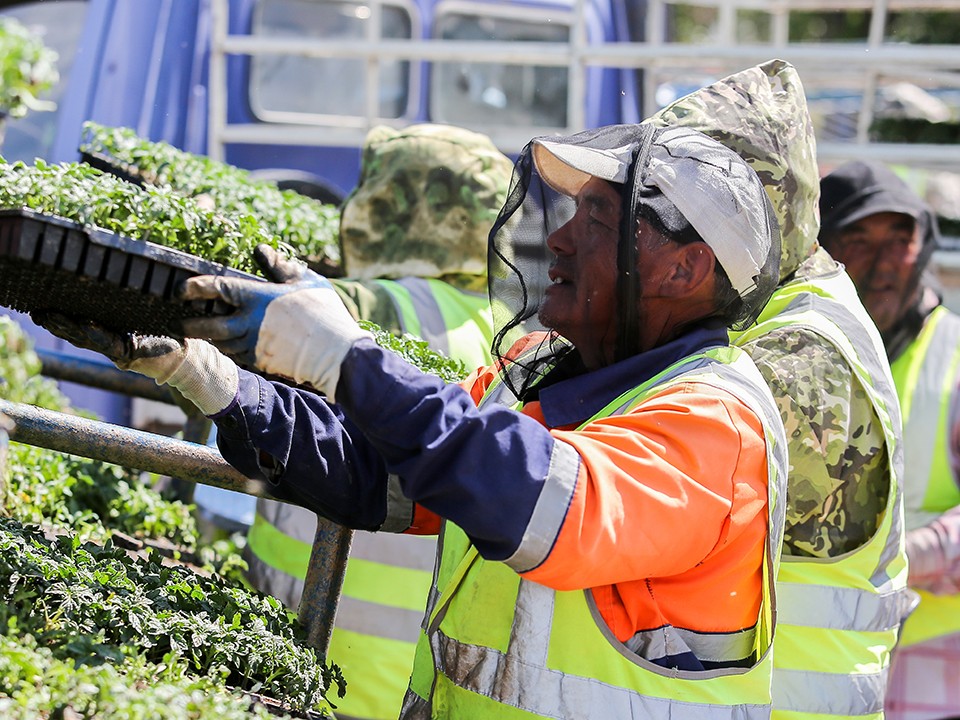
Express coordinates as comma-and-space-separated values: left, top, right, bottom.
0, 399, 263, 495
36, 349, 173, 404
1, 398, 351, 654
299, 515, 353, 656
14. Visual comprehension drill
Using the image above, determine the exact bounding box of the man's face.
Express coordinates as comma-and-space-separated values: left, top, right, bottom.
539, 178, 621, 368
827, 211, 922, 334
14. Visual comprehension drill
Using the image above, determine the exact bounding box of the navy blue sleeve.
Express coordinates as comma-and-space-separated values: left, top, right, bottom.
211, 369, 390, 531
336, 338, 557, 561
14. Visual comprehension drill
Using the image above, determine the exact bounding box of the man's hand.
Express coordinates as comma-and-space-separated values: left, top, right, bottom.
40, 312, 186, 376
39, 313, 237, 416
181, 244, 371, 400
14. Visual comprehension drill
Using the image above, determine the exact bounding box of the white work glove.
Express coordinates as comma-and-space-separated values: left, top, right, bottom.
180, 244, 371, 402
40, 313, 238, 416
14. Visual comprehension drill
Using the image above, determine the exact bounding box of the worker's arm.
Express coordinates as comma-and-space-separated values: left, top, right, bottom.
331, 338, 766, 588
210, 368, 393, 532
905, 507, 960, 593
904, 382, 960, 593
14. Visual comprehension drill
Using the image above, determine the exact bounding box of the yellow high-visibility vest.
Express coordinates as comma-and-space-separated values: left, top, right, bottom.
732, 267, 910, 719
401, 344, 788, 719
889, 305, 960, 648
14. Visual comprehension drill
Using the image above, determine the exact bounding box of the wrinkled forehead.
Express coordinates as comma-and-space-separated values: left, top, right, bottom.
836, 211, 919, 237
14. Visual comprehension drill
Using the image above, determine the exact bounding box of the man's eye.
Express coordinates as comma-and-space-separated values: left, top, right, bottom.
588, 213, 615, 230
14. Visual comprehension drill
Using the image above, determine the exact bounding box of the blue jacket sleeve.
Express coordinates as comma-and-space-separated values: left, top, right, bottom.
336, 338, 559, 561
211, 369, 391, 531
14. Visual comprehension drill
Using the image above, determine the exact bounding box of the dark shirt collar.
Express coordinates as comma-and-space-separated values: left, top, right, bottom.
535, 321, 729, 428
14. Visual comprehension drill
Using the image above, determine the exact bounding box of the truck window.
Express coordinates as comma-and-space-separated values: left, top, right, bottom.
0, 1, 88, 164
250, 0, 415, 121
431, 6, 570, 128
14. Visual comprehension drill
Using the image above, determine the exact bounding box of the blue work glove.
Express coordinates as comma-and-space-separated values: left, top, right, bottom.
181, 244, 371, 401
38, 313, 238, 416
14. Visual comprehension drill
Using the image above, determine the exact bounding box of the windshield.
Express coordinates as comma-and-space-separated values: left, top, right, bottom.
0, 1, 88, 163
431, 8, 570, 128
250, 0, 414, 120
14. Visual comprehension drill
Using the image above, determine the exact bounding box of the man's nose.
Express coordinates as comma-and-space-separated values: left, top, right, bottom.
546, 219, 576, 256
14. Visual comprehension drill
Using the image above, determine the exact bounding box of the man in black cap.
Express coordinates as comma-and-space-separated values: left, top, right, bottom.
820, 160, 960, 720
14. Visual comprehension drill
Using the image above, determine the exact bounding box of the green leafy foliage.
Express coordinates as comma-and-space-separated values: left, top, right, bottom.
0, 17, 58, 119
0, 517, 343, 715
80, 122, 341, 270
0, 316, 197, 548
0, 315, 343, 715
360, 320, 468, 382
0, 315, 70, 411
4, 442, 198, 548
0, 632, 296, 719
0, 158, 283, 275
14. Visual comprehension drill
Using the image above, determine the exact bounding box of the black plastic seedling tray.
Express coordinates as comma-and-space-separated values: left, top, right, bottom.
0, 207, 261, 339
79, 150, 148, 188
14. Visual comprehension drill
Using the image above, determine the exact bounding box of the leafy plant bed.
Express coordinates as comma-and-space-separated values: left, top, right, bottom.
0, 316, 345, 717
0, 516, 344, 717
0, 207, 260, 339
79, 122, 342, 273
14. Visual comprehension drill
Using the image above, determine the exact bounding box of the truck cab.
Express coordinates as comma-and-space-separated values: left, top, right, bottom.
3, 0, 960, 423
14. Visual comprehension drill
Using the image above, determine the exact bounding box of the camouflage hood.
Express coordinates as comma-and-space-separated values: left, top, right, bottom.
646, 59, 820, 282
339, 123, 514, 280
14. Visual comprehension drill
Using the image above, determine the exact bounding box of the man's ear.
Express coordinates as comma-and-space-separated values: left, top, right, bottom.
661, 242, 715, 297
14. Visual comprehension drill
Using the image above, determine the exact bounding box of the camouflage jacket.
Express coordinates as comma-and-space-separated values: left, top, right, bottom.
743, 248, 889, 557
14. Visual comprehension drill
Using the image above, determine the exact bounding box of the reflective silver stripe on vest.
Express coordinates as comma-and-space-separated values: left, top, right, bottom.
257, 497, 316, 543
900, 310, 960, 530
625, 624, 759, 665
772, 666, 888, 715
503, 439, 581, 573
399, 690, 431, 719
349, 530, 437, 571
782, 291, 904, 586
394, 277, 450, 356
429, 629, 770, 720
382, 473, 415, 533
777, 581, 903, 632
336, 594, 425, 643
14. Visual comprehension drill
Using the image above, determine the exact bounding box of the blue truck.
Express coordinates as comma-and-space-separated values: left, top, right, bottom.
0, 0, 646, 422
3, 0, 960, 423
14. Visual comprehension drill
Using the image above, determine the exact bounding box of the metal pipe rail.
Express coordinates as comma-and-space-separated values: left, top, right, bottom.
0, 398, 350, 656
36, 349, 173, 404
0, 398, 260, 494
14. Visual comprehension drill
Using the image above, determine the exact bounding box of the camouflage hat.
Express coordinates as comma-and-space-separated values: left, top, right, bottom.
339, 123, 514, 280
646, 59, 820, 281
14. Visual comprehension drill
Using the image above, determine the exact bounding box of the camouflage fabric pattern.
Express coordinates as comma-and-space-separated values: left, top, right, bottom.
340, 124, 514, 280
649, 60, 891, 557
743, 248, 890, 557
646, 59, 820, 281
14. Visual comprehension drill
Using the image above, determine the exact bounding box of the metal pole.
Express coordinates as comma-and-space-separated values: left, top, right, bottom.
298, 516, 354, 656
166, 408, 213, 504
0, 411, 11, 492
36, 349, 173, 404
0, 399, 263, 495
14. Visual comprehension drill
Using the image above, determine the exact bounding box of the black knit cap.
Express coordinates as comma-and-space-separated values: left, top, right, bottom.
819, 160, 927, 236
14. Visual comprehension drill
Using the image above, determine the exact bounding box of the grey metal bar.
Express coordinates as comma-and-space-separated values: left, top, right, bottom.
166, 409, 213, 505
36, 349, 173, 404
0, 412, 11, 483
0, 399, 263, 496
299, 516, 354, 657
